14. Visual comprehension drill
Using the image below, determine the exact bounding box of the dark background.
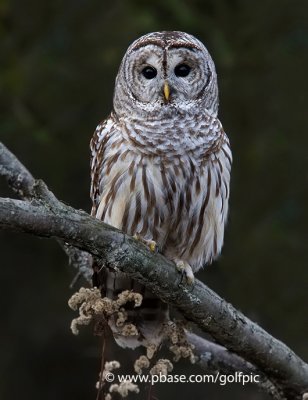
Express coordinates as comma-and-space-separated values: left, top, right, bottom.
1, 1, 307, 399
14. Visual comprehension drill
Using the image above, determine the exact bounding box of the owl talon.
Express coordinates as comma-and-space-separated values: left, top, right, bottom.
133, 233, 158, 253
149, 241, 158, 252
175, 260, 195, 285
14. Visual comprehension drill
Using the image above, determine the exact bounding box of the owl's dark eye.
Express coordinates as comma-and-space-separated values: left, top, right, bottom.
141, 66, 157, 79
174, 64, 191, 77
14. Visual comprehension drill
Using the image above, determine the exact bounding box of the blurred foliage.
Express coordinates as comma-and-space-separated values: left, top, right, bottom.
0, 0, 307, 399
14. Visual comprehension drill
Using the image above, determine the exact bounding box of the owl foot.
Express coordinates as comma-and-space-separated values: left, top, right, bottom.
133, 233, 158, 253
175, 260, 195, 285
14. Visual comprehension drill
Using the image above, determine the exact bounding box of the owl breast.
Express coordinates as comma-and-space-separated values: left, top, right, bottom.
93, 113, 231, 272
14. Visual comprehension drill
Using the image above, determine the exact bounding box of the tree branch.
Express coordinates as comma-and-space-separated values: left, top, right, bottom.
186, 332, 284, 399
1, 142, 307, 400
0, 142, 35, 198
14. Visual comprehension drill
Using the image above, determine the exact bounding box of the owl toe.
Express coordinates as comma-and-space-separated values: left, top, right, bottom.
133, 233, 158, 253
175, 260, 195, 285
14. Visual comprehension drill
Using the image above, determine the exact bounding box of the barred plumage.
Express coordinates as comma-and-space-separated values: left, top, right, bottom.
90, 31, 232, 348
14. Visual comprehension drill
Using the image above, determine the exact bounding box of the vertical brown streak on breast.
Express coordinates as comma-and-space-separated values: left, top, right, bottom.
169, 172, 177, 193
222, 146, 232, 166
185, 183, 191, 212
152, 225, 159, 242
195, 176, 201, 195
188, 156, 196, 177
120, 149, 130, 161
101, 171, 123, 219
173, 164, 180, 176
111, 139, 120, 149
101, 206, 107, 223
110, 172, 126, 202
114, 137, 124, 149
131, 192, 142, 234
189, 167, 212, 255
173, 190, 184, 231
178, 161, 187, 179
129, 160, 136, 192
148, 181, 156, 213
106, 152, 120, 175
216, 156, 223, 173
185, 157, 195, 211
121, 197, 131, 233
213, 230, 218, 256
202, 167, 212, 219
189, 217, 203, 257
220, 193, 224, 216
215, 167, 222, 197
154, 207, 160, 227
139, 216, 148, 236
160, 210, 165, 224
179, 244, 187, 258
186, 211, 196, 238
128, 160, 135, 175
130, 169, 136, 192
161, 164, 174, 214
142, 164, 150, 202
100, 172, 119, 220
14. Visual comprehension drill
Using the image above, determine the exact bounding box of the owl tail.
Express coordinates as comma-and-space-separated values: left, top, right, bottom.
94, 266, 169, 349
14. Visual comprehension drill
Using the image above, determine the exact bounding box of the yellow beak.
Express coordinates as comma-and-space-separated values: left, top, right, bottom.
163, 81, 170, 101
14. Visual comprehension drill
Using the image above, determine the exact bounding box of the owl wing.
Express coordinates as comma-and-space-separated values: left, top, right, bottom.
89, 114, 116, 287
90, 113, 116, 217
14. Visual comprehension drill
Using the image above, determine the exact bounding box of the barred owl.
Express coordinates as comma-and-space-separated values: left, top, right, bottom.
90, 31, 232, 349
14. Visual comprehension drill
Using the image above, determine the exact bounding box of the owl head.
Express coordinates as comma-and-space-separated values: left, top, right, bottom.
113, 31, 219, 118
